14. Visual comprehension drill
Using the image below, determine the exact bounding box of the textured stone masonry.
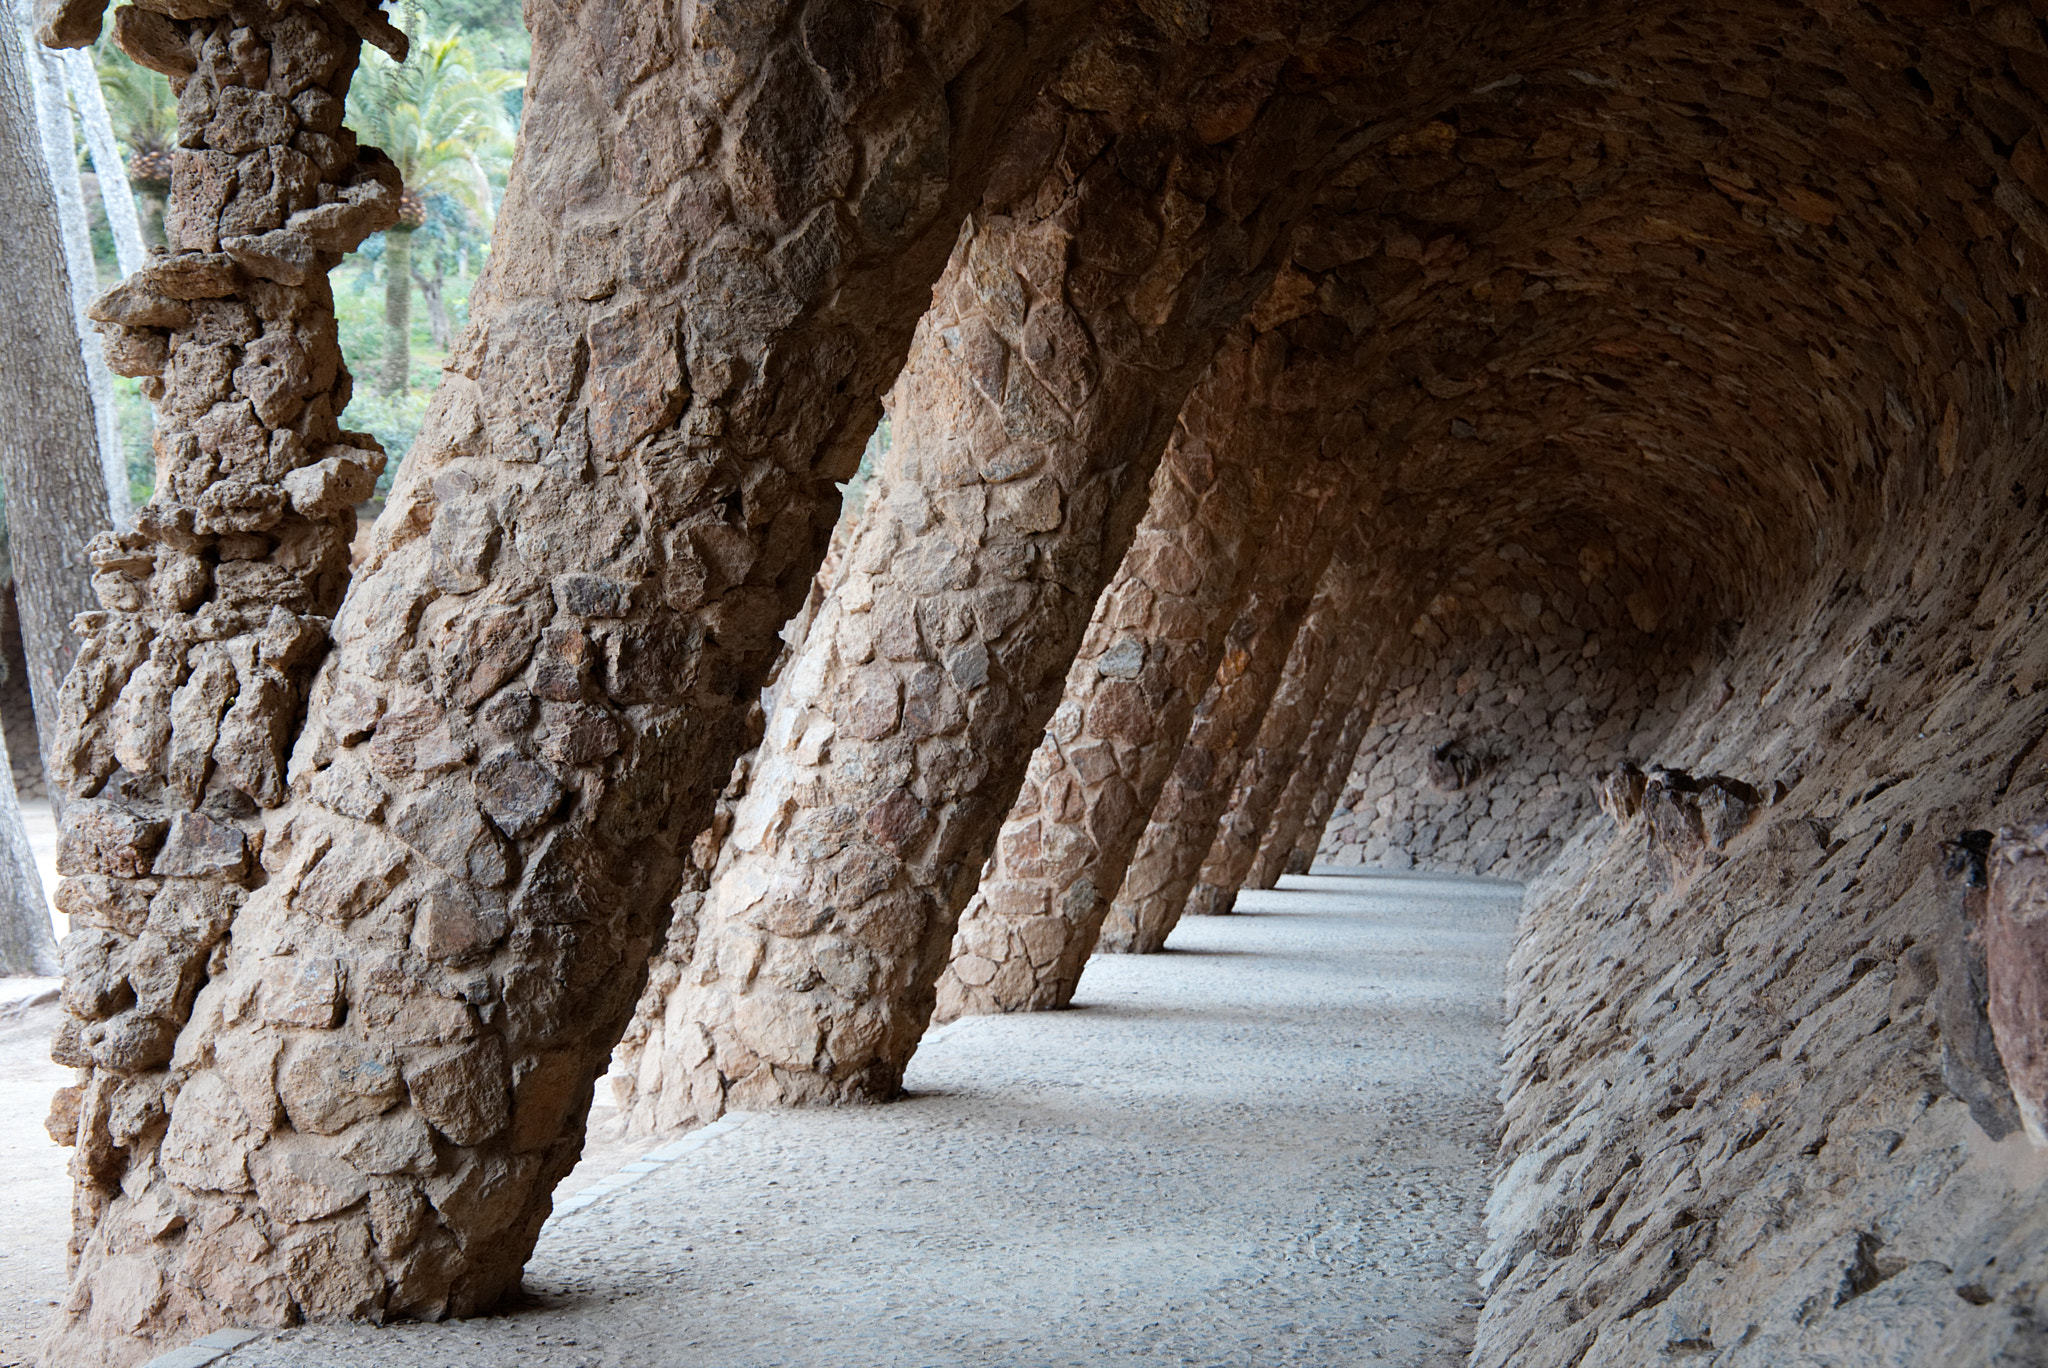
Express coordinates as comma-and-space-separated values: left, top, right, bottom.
1315, 613, 1695, 881
1988, 825, 2048, 1150
35, 0, 1089, 1360
612, 0, 1547, 1119
619, 28, 1325, 1126
1096, 501, 1353, 956
34, 0, 403, 1356
33, 0, 2048, 1361
1481, 478, 2048, 1364
931, 326, 1311, 1019
1244, 669, 1369, 889
1183, 544, 1386, 918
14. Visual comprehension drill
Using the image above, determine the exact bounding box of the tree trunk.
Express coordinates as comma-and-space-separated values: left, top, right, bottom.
0, 672, 55, 976
417, 266, 450, 350
929, 329, 1322, 1018
40, 0, 1088, 1359
1183, 547, 1381, 917
62, 42, 151, 512
615, 35, 1343, 1131
1095, 506, 1357, 957
60, 46, 147, 277
0, 12, 111, 814
20, 12, 128, 527
381, 225, 412, 394
135, 190, 167, 248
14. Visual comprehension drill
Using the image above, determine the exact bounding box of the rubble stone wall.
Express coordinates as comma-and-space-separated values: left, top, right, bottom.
1476, 442, 2048, 1363
1314, 600, 1698, 881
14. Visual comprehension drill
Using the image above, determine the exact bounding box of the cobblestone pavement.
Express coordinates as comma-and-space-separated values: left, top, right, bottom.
207, 871, 1518, 1368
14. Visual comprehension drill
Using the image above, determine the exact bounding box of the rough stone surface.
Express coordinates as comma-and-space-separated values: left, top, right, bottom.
36, 0, 2048, 1360
1183, 543, 1388, 919
1241, 658, 1369, 893
1987, 825, 2048, 1150
930, 326, 1322, 1020
1264, 669, 1385, 885
38, 0, 402, 1357
1477, 472, 2048, 1366
619, 7, 1409, 1128
1096, 504, 1352, 957
40, 0, 1091, 1360
1317, 618, 1696, 880
1224, 11, 2048, 1359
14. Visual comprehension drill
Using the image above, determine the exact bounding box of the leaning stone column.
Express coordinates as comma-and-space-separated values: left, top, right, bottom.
927, 329, 1331, 1018
1183, 554, 1385, 915
1095, 505, 1359, 955
619, 72, 1306, 1131
1274, 680, 1393, 876
1246, 672, 1377, 887
606, 495, 859, 1121
38, 0, 1086, 1359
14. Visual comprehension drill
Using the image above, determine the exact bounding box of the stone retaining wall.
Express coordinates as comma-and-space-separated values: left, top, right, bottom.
1471, 457, 2048, 1362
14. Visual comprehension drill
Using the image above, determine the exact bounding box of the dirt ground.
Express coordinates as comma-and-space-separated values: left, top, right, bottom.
0, 982, 69, 1368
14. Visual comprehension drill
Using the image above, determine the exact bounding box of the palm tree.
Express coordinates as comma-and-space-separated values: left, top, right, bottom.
346, 28, 521, 395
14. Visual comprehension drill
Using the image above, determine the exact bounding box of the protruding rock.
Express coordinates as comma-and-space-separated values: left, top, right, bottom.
1596, 761, 1648, 825
1428, 738, 1486, 792
1936, 830, 2021, 1140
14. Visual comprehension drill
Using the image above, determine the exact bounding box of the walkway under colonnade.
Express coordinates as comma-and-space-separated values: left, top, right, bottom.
198, 871, 1516, 1368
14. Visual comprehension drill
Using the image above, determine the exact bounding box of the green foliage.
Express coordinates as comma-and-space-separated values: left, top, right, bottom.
410, 188, 481, 281
73, 7, 529, 495
337, 250, 393, 361
842, 418, 891, 520
418, 0, 530, 71
343, 385, 432, 497
112, 378, 154, 506
346, 27, 522, 226
341, 24, 522, 449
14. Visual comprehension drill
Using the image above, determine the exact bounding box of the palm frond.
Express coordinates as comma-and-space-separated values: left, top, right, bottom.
346, 25, 524, 228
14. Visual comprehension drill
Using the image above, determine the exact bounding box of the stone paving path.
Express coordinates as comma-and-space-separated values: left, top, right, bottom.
202, 870, 1518, 1368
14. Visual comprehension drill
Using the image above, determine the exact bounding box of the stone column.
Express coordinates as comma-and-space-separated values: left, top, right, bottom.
927, 329, 1333, 1019
1095, 503, 1359, 956
1184, 553, 1385, 914
607, 495, 857, 1122
1278, 682, 1394, 877
1248, 675, 1376, 886
37, 0, 404, 1354
617, 58, 1321, 1132
39, 0, 1086, 1360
